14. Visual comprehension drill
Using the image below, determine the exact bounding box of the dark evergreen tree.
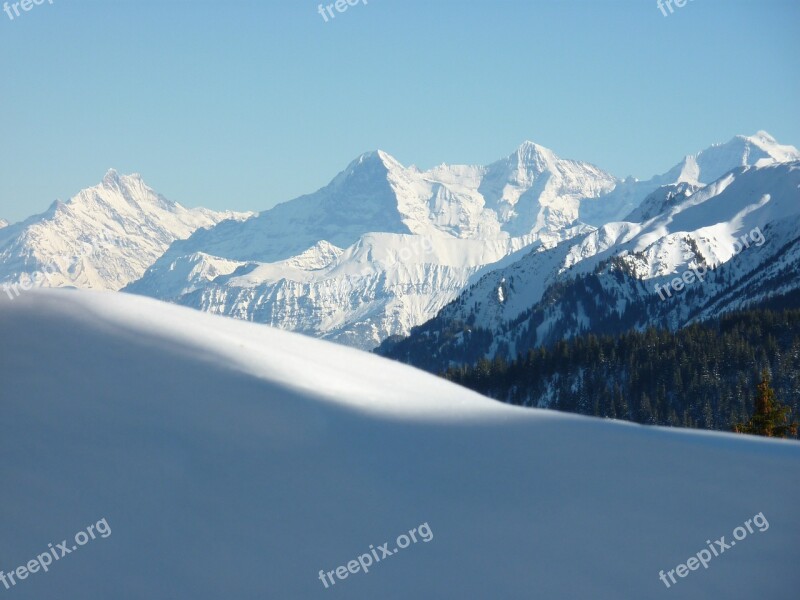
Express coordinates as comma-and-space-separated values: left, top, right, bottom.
734, 371, 798, 438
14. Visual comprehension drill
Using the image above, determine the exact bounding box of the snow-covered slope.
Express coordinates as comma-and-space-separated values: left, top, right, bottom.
166, 234, 540, 349
381, 161, 800, 369
0, 218, 7, 229
0, 170, 252, 291
1, 289, 797, 599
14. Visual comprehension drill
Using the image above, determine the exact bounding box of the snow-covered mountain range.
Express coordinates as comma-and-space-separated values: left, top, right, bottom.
123, 143, 627, 348
1, 288, 798, 599
123, 132, 797, 349
1, 132, 797, 351
0, 170, 252, 291
380, 159, 800, 371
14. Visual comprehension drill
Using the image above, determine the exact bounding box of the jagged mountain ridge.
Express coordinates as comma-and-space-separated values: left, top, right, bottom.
1, 132, 796, 350
126, 133, 798, 350
132, 143, 621, 267
125, 141, 626, 348
378, 160, 800, 371
0, 170, 252, 291
579, 131, 799, 225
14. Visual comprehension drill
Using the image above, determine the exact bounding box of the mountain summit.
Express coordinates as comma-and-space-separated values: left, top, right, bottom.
579, 131, 800, 225
0, 172, 252, 291
664, 131, 800, 186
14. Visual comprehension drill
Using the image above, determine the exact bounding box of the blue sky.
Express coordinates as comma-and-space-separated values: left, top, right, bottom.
0, 0, 798, 222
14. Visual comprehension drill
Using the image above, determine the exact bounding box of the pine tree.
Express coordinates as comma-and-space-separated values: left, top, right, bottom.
734, 371, 798, 438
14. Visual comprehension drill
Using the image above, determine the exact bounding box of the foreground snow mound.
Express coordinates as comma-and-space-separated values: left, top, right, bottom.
0, 290, 798, 599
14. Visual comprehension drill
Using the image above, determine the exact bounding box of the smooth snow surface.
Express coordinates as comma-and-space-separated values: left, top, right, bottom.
1, 289, 798, 599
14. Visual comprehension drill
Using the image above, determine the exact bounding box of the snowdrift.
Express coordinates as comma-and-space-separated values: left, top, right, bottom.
0, 290, 798, 599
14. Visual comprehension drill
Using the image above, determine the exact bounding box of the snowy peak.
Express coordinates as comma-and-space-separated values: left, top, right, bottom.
373, 149, 405, 169
100, 168, 149, 196
284, 240, 343, 270
103, 167, 122, 187
82, 169, 175, 213
668, 131, 800, 185
0, 218, 7, 229
329, 149, 404, 197
582, 131, 799, 227
0, 171, 252, 291
624, 181, 700, 223
509, 140, 559, 172
336, 149, 405, 183
740, 130, 800, 162
477, 140, 618, 236
487, 140, 563, 183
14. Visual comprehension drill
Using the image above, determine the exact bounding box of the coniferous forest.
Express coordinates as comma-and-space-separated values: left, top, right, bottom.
443, 308, 800, 438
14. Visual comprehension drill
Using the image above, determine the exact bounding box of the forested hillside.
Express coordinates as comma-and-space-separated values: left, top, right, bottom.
444, 307, 800, 436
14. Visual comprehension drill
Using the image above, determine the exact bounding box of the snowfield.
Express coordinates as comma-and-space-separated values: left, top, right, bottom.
0, 290, 798, 599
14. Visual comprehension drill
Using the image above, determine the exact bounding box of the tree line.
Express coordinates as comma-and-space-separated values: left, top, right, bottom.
443, 308, 800, 438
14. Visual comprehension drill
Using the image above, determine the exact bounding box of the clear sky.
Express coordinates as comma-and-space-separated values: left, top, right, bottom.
0, 0, 798, 222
